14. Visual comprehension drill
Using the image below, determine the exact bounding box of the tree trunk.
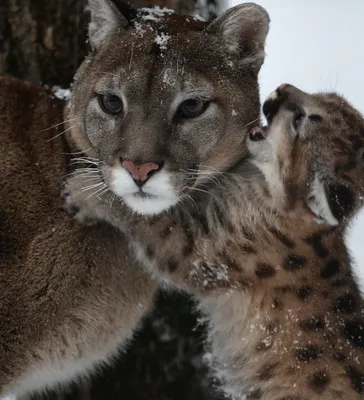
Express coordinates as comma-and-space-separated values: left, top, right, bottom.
0, 0, 220, 87
2, 0, 224, 399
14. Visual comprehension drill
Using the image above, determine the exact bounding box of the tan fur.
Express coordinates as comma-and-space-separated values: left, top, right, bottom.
65, 81, 364, 399
0, 76, 157, 398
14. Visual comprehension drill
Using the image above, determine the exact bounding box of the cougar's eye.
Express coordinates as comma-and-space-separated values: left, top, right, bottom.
177, 99, 208, 118
293, 112, 304, 130
98, 94, 123, 115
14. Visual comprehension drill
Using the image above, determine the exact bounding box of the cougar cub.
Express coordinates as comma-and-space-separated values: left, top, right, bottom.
66, 80, 364, 398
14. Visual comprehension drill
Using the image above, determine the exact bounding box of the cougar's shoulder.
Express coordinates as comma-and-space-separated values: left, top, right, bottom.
0, 75, 156, 397
0, 76, 68, 201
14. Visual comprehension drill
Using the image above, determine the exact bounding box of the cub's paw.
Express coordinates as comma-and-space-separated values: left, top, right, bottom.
61, 174, 106, 226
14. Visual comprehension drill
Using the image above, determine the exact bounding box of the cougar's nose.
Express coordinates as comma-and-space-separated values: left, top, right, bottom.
122, 160, 163, 187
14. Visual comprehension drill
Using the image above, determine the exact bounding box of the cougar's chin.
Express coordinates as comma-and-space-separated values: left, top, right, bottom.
122, 193, 179, 215
110, 167, 180, 216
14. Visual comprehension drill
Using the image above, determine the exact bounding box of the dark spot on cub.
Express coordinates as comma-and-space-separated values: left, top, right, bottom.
299, 316, 325, 331
217, 251, 241, 272
297, 285, 312, 301
344, 320, 364, 349
272, 298, 283, 310
237, 277, 252, 288
309, 370, 330, 393
321, 259, 340, 278
333, 352, 347, 363
275, 285, 294, 294
255, 263, 276, 278
268, 227, 295, 248
333, 293, 357, 314
346, 365, 364, 393
296, 345, 323, 362
241, 227, 255, 241
326, 183, 355, 221
304, 232, 328, 258
331, 277, 348, 287
283, 254, 307, 271
238, 243, 257, 254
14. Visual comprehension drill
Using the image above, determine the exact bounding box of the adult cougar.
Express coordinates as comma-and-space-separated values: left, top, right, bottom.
0, 0, 269, 398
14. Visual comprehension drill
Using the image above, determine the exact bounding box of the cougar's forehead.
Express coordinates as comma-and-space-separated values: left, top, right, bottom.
89, 21, 232, 97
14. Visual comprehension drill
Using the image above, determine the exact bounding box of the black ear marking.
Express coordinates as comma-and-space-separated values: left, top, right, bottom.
306, 174, 338, 226
326, 183, 356, 221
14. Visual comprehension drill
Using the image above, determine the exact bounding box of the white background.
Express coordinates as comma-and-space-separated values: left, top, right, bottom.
227, 0, 364, 288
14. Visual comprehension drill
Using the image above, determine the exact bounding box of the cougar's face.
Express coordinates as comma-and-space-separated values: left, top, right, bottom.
70, 6, 268, 215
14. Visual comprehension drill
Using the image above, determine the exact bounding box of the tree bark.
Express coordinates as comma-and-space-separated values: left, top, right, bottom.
0, 0, 220, 87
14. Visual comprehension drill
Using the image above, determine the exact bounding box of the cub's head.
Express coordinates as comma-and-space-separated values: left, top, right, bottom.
68, 0, 269, 215
248, 84, 364, 227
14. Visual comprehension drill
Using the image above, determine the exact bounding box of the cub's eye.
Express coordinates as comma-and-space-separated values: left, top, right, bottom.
293, 112, 304, 130
98, 94, 123, 115
177, 99, 209, 118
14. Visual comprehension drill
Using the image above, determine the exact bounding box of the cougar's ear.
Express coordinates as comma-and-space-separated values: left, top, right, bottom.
306, 173, 339, 226
88, 0, 136, 50
207, 3, 270, 72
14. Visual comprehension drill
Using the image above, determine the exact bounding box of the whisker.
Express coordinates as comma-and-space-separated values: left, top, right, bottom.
109, 193, 116, 208
63, 169, 99, 179
85, 184, 107, 200
61, 148, 92, 156
70, 158, 100, 166
71, 156, 99, 161
187, 186, 214, 197
81, 182, 104, 192
244, 116, 261, 128
198, 164, 228, 176
37, 117, 77, 133
97, 188, 110, 199
47, 124, 79, 142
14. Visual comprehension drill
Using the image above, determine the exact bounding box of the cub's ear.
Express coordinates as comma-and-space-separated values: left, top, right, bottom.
88, 0, 136, 50
306, 173, 339, 226
207, 3, 270, 72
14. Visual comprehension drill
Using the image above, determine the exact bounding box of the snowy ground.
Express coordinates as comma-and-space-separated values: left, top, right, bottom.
228, 0, 364, 290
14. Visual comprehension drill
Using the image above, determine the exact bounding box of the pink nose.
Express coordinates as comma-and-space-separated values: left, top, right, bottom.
122, 160, 161, 183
